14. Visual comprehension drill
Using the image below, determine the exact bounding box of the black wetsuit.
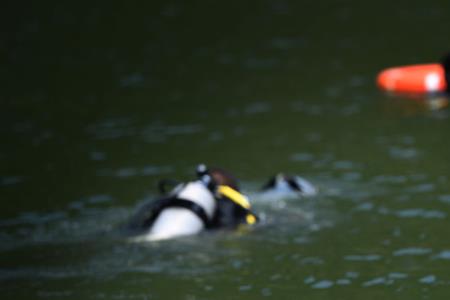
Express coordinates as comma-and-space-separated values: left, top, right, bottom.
210, 194, 252, 229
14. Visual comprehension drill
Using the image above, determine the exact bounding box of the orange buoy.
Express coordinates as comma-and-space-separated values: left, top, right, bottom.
377, 63, 447, 94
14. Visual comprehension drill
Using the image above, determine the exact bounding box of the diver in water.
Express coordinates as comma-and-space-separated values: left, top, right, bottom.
260, 173, 317, 200
126, 164, 258, 241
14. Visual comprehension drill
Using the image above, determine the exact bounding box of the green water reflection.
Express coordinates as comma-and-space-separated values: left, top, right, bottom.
2, 1, 450, 299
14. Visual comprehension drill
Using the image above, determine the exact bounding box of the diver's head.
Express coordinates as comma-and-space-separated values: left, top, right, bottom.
196, 164, 240, 191
209, 167, 240, 191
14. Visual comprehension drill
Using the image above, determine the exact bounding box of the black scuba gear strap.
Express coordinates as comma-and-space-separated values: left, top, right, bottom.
144, 197, 211, 229
168, 198, 211, 227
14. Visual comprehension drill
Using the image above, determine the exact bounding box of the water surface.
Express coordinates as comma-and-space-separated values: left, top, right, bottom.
2, 1, 450, 299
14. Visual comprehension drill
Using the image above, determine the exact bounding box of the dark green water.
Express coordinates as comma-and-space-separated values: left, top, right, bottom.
2, 1, 450, 299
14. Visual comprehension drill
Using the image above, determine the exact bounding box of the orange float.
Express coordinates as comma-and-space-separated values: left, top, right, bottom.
377, 63, 447, 94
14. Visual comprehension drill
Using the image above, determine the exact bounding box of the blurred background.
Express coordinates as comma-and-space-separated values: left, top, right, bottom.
1, 1, 450, 299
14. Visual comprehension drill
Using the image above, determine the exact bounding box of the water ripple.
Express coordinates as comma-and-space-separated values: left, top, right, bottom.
312, 280, 334, 289
371, 175, 407, 184
419, 275, 437, 284
438, 194, 450, 204
270, 37, 306, 50
344, 254, 382, 262
395, 208, 446, 219
87, 120, 203, 142
290, 100, 362, 116
363, 277, 390, 287
433, 250, 450, 260
393, 247, 432, 256
405, 183, 435, 193
0, 176, 24, 186
244, 102, 271, 114
388, 272, 408, 279
388, 146, 420, 160
96, 165, 173, 178
0, 211, 66, 227
336, 278, 352, 285
357, 204, 447, 220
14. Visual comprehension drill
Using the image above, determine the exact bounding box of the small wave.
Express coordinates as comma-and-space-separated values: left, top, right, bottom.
392, 247, 432, 256
344, 254, 382, 262
312, 280, 334, 289
419, 275, 437, 284
0, 176, 24, 186
96, 165, 173, 178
